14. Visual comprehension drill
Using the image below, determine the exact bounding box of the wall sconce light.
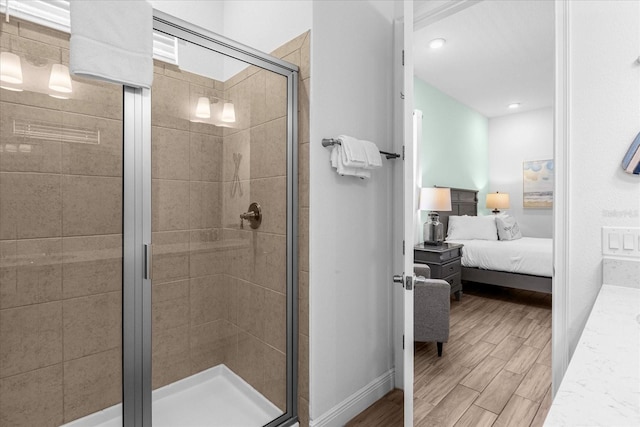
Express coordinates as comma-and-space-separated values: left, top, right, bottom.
221, 102, 236, 123
419, 187, 452, 245
195, 96, 211, 119
0, 52, 24, 91
193, 95, 235, 124
486, 191, 510, 214
48, 63, 73, 99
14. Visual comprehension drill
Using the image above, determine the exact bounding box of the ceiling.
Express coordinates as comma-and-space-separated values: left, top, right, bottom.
413, 0, 554, 118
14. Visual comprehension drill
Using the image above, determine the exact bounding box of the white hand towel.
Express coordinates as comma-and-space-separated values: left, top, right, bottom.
331, 146, 339, 168
361, 140, 382, 169
336, 145, 370, 179
70, 0, 153, 88
338, 135, 367, 167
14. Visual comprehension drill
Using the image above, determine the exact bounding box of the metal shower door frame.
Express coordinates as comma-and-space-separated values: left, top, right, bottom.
123, 11, 299, 427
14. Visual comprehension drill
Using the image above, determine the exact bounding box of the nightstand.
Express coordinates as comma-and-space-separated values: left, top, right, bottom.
414, 242, 464, 301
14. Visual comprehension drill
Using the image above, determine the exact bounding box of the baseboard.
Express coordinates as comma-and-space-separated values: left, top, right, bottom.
309, 369, 395, 427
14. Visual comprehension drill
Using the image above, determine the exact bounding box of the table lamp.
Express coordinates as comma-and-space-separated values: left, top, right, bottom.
486, 192, 510, 214
419, 187, 452, 245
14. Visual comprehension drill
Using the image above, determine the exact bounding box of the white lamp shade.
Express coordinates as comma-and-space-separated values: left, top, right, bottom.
221, 102, 236, 123
49, 64, 72, 93
1, 52, 23, 84
195, 96, 211, 118
419, 187, 452, 211
486, 192, 510, 209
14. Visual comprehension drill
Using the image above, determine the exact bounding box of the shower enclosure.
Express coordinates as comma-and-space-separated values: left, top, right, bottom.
0, 10, 298, 427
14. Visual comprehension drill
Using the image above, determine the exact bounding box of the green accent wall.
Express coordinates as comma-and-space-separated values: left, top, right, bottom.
414, 77, 490, 215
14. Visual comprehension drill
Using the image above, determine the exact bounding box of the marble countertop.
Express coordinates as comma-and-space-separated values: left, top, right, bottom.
545, 282, 640, 426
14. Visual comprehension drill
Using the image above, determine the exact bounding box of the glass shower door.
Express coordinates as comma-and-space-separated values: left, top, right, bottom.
148, 18, 295, 426
0, 17, 124, 427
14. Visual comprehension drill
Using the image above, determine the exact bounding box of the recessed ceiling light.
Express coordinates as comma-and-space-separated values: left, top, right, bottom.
429, 38, 446, 49
508, 103, 521, 109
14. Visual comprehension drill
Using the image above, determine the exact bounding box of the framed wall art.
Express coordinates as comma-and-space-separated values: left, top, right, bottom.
523, 159, 553, 208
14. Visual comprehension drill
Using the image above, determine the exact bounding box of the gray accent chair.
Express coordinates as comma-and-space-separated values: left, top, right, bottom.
414, 263, 451, 357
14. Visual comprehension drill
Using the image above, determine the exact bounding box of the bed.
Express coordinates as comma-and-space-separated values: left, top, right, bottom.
439, 188, 552, 294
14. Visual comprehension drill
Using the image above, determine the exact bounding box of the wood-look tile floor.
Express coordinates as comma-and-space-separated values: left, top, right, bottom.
347, 283, 552, 427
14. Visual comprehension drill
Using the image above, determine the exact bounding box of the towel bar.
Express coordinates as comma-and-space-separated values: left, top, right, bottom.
321, 138, 400, 159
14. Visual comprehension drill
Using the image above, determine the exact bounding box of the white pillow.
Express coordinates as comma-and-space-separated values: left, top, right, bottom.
447, 215, 498, 241
496, 215, 522, 241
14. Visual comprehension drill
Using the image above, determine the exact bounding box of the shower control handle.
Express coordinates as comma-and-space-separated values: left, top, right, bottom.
240, 202, 262, 229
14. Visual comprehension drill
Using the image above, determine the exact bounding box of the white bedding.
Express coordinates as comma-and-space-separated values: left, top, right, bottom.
446, 237, 552, 277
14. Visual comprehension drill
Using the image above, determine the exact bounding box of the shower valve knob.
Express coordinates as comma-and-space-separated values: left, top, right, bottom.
239, 202, 262, 229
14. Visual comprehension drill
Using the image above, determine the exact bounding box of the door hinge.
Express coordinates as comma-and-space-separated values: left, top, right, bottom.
402, 50, 405, 66
403, 240, 405, 255
402, 334, 405, 349
402, 145, 405, 160
400, 91, 405, 99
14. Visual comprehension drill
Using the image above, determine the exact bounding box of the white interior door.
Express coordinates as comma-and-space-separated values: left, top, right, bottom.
392, 1, 415, 426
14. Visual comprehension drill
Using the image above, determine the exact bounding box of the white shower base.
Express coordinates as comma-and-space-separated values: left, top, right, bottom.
62, 364, 283, 427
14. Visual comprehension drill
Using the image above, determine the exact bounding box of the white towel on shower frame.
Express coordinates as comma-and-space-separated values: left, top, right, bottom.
69, 0, 153, 88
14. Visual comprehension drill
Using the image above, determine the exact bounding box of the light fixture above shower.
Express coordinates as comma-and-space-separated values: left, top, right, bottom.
221, 102, 235, 123
48, 63, 73, 98
1, 49, 75, 98
0, 51, 24, 91
195, 96, 211, 119
192, 95, 236, 124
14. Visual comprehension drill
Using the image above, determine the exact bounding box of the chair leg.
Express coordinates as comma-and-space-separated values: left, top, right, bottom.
437, 342, 443, 357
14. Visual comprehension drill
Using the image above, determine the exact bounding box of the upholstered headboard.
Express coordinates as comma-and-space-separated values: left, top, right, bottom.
437, 187, 478, 237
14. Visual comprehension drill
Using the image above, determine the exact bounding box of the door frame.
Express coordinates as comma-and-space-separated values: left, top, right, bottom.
123, 86, 152, 427
552, 0, 570, 396
392, 1, 415, 425
123, 11, 300, 427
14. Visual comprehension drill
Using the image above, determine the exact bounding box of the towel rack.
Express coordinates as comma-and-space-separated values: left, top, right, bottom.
322, 138, 400, 159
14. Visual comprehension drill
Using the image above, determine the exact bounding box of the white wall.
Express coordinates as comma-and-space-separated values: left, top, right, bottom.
489, 108, 553, 238
149, 0, 224, 32
222, 0, 311, 79
222, 0, 312, 55
149, 0, 311, 53
565, 0, 640, 356
309, 1, 396, 424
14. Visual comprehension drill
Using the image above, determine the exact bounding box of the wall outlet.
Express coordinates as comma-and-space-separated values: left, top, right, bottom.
602, 227, 640, 258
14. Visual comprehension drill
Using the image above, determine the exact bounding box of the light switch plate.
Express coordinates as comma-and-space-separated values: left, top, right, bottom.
609, 233, 620, 249
623, 234, 634, 250
602, 227, 640, 258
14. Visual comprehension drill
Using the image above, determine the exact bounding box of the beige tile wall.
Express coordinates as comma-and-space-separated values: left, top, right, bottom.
150, 60, 227, 391
216, 31, 310, 419
290, 31, 311, 427
0, 17, 123, 426
220, 71, 289, 410
266, 31, 310, 425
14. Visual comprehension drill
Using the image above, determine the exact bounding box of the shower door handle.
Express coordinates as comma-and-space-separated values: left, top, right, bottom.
143, 243, 153, 280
